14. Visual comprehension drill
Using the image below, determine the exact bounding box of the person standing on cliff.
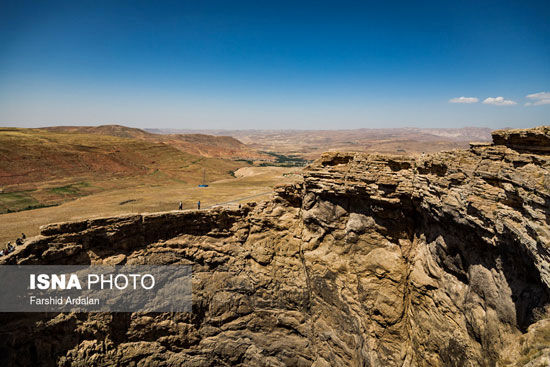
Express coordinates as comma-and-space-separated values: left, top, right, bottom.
197, 201, 201, 210
178, 201, 183, 210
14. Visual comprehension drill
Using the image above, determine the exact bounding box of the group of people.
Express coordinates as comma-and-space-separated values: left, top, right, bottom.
177, 201, 243, 211
178, 201, 201, 210
0, 233, 26, 257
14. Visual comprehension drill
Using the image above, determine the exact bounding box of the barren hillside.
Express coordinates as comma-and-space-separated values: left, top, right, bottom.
0, 128, 247, 213
42, 125, 266, 159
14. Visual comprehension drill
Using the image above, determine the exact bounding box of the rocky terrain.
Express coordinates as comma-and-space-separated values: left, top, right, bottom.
1, 126, 549, 366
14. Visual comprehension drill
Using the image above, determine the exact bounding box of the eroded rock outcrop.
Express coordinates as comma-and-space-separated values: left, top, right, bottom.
492, 126, 550, 153
1, 126, 549, 366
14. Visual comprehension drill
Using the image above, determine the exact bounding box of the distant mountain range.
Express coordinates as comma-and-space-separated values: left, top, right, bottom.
146, 126, 492, 140
147, 127, 493, 159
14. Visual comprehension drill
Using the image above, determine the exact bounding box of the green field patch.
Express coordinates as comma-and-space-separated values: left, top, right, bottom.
48, 181, 91, 196
258, 152, 310, 167
49, 185, 80, 195
0, 190, 41, 214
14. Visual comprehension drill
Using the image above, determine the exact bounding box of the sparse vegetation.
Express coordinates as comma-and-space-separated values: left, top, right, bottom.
0, 128, 249, 215
0, 191, 40, 214
258, 151, 310, 167
7, 203, 57, 213
0, 164, 301, 244
235, 159, 254, 165
49, 182, 88, 196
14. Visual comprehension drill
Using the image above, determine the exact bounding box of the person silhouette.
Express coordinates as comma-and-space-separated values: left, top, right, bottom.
178, 201, 183, 210
197, 201, 201, 210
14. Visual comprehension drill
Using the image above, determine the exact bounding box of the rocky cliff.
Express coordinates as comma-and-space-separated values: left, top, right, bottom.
1, 126, 549, 366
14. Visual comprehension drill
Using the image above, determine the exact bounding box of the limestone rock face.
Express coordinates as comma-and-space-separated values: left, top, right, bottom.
1, 126, 549, 366
492, 125, 550, 153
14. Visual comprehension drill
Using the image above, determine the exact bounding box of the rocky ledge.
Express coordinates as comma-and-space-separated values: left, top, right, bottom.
1, 126, 549, 366
492, 125, 550, 153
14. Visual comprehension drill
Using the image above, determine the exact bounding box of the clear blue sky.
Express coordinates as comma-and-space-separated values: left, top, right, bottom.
0, 0, 548, 129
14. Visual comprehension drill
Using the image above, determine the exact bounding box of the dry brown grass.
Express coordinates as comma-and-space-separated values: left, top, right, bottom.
0, 127, 302, 246
0, 127, 248, 213
0, 166, 301, 245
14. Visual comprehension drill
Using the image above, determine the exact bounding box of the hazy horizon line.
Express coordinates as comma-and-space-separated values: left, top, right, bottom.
2, 122, 544, 132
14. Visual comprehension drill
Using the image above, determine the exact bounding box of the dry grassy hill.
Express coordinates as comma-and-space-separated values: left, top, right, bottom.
42, 125, 266, 159
41, 125, 152, 139
0, 128, 247, 213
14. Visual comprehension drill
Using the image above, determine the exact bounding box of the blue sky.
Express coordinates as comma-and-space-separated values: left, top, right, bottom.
0, 0, 548, 129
